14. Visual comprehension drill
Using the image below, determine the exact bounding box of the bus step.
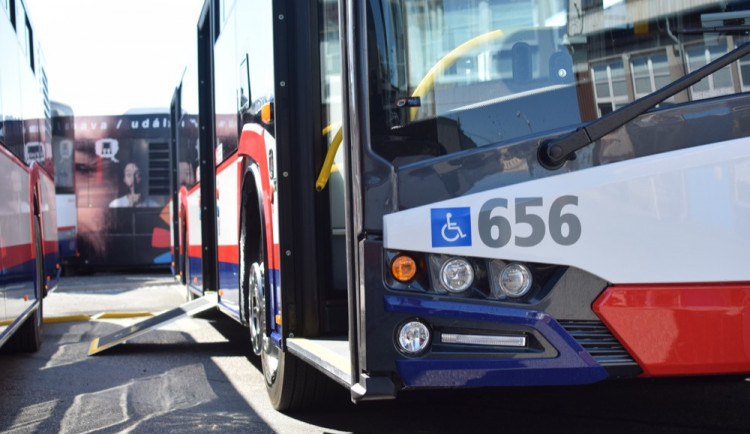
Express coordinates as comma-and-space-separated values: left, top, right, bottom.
87, 293, 218, 356
286, 336, 351, 387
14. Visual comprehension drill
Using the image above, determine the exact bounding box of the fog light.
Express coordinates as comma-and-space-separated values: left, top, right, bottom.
440, 257, 474, 293
396, 320, 431, 355
499, 263, 532, 297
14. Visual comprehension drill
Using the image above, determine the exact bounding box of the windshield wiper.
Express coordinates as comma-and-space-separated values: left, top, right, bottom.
538, 40, 750, 170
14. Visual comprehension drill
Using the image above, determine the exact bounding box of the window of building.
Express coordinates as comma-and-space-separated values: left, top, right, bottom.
686, 41, 734, 100
591, 58, 628, 115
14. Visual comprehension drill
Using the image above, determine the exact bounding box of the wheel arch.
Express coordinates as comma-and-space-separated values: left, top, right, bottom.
239, 161, 268, 325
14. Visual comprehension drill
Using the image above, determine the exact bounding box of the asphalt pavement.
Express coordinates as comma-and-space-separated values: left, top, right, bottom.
1, 271, 749, 433
45, 271, 184, 321
2, 271, 347, 433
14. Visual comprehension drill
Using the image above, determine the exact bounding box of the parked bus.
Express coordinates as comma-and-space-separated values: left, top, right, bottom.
0, 0, 59, 352
171, 0, 750, 409
57, 111, 173, 270
51, 101, 77, 261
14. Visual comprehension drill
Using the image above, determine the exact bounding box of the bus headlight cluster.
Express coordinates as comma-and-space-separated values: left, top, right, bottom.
490, 261, 532, 299
396, 252, 544, 302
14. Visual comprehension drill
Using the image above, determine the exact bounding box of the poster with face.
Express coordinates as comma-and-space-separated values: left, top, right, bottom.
70, 113, 173, 268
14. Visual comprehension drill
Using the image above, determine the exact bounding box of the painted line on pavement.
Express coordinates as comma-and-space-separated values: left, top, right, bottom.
44, 312, 156, 323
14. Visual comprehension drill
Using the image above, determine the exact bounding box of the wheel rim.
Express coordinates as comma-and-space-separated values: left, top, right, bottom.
248, 262, 264, 356
252, 261, 279, 386
262, 332, 280, 386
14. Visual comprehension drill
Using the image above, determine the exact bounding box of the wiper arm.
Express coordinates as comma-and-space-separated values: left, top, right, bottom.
538, 41, 750, 170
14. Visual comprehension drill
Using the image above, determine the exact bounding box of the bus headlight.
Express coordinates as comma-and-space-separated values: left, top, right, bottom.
439, 257, 474, 293
396, 320, 431, 355
497, 262, 532, 298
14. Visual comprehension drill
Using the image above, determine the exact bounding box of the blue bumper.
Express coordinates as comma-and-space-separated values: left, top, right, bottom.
385, 295, 609, 388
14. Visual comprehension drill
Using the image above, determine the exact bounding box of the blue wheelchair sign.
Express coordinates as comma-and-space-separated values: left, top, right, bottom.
431, 207, 472, 247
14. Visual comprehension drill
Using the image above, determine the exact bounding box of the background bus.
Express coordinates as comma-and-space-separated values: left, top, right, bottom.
51, 101, 76, 261
55, 110, 173, 271
0, 0, 59, 352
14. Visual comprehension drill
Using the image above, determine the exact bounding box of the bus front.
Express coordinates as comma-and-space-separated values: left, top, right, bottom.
346, 0, 750, 392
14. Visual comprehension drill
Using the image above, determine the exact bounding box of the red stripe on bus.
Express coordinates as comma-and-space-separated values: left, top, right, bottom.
44, 240, 59, 254
188, 244, 202, 258
188, 243, 279, 267
594, 282, 750, 376
218, 244, 239, 263
0, 243, 34, 269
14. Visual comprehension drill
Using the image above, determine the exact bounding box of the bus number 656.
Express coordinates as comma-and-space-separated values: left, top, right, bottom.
478, 195, 581, 248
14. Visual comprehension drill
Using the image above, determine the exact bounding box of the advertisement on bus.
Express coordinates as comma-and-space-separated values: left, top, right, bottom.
63, 112, 172, 269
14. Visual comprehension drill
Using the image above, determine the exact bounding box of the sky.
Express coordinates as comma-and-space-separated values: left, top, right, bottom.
25, 0, 205, 116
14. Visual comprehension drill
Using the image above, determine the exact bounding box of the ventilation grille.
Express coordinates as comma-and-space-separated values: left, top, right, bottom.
559, 320, 637, 366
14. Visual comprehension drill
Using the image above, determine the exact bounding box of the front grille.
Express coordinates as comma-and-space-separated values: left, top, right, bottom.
559, 320, 637, 366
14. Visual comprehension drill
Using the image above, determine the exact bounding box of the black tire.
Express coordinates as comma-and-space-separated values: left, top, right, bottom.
240, 170, 329, 411
14, 301, 42, 353
5, 216, 44, 353
247, 208, 329, 411
240, 190, 266, 356
256, 260, 327, 411
263, 335, 335, 411
182, 219, 195, 301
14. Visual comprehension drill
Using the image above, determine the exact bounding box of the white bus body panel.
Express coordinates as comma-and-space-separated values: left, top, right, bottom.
384, 139, 750, 284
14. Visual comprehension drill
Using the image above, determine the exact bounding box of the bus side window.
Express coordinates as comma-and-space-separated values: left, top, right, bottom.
238, 53, 256, 129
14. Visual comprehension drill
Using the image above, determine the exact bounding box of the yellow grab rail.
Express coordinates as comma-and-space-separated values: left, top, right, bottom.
315, 124, 343, 191
410, 29, 504, 120
315, 28, 505, 191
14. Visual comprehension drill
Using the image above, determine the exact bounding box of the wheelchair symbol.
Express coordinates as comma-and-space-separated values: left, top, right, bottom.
441, 212, 467, 242
431, 207, 471, 247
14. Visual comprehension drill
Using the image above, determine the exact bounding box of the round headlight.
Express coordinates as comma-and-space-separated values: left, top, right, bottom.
396, 320, 431, 355
439, 257, 474, 293
499, 263, 532, 297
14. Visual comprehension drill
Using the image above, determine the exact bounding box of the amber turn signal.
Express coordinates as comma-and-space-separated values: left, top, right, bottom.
391, 255, 417, 282
261, 102, 273, 124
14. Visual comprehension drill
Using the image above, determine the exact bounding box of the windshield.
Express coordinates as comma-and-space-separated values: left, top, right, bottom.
367, 0, 750, 164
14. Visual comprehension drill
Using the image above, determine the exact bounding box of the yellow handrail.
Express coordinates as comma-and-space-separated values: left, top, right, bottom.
315, 28, 505, 191
409, 29, 504, 120
315, 124, 343, 191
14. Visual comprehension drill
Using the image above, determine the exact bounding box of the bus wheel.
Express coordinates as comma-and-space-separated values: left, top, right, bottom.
248, 262, 264, 356
262, 329, 331, 411
5, 217, 44, 353
25, 215, 45, 351
246, 254, 288, 406
17, 300, 42, 352
250, 256, 310, 411
255, 266, 332, 410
